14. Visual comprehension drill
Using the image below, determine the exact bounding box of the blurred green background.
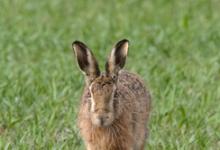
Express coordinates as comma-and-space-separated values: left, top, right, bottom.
0, 0, 220, 149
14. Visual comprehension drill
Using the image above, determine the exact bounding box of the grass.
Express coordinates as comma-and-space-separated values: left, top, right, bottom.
0, 0, 220, 149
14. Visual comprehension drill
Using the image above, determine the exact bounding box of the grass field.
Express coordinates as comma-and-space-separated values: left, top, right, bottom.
0, 0, 220, 149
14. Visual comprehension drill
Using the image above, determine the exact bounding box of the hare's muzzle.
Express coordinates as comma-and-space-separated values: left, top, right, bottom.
91, 112, 113, 127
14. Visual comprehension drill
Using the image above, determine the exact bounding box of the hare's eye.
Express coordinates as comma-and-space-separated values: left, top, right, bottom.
104, 108, 109, 113
112, 75, 117, 82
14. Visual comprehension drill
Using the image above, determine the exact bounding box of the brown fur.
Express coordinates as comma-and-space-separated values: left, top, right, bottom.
78, 70, 151, 150
73, 39, 151, 150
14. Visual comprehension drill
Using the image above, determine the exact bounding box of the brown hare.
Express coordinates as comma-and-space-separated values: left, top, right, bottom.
72, 39, 151, 150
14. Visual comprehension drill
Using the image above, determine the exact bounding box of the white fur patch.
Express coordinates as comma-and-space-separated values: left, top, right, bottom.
87, 49, 96, 74
121, 42, 128, 56
89, 82, 96, 112
109, 85, 116, 110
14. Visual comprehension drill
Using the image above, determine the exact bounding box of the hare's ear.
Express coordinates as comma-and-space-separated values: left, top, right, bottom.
72, 41, 100, 83
105, 39, 129, 77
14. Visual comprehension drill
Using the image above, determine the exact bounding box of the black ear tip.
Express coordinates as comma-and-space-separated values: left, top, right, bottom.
72, 40, 82, 46
72, 40, 88, 50
118, 39, 129, 44
117, 39, 129, 45
115, 39, 129, 48
121, 39, 129, 43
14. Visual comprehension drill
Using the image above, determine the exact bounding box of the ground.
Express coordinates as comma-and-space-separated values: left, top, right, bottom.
0, 0, 220, 149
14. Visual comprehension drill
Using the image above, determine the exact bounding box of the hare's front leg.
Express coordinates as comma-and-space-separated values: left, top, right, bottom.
86, 143, 94, 150
86, 145, 91, 150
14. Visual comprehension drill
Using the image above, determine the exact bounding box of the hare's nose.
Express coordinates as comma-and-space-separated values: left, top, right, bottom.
99, 117, 104, 126
99, 115, 109, 125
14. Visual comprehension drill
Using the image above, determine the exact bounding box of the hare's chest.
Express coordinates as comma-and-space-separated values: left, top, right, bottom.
86, 123, 133, 150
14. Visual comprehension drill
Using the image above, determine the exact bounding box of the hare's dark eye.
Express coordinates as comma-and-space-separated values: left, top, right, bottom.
112, 75, 117, 82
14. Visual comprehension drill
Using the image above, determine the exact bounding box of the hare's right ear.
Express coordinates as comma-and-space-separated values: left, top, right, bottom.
105, 39, 129, 78
72, 41, 100, 83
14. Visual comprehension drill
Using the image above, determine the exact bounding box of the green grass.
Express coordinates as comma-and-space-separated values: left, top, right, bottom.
0, 0, 220, 149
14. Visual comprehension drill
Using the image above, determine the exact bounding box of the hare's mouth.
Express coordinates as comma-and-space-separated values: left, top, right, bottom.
92, 117, 113, 127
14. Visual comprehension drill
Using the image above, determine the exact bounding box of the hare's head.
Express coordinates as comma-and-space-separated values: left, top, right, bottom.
72, 39, 129, 127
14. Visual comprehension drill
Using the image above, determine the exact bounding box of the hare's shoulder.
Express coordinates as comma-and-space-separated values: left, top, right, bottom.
117, 70, 147, 96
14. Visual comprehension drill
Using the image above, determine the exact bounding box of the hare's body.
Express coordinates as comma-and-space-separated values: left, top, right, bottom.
72, 39, 151, 150
78, 70, 150, 150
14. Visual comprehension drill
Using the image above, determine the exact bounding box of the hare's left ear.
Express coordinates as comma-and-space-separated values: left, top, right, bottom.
72, 41, 100, 84
105, 39, 129, 77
